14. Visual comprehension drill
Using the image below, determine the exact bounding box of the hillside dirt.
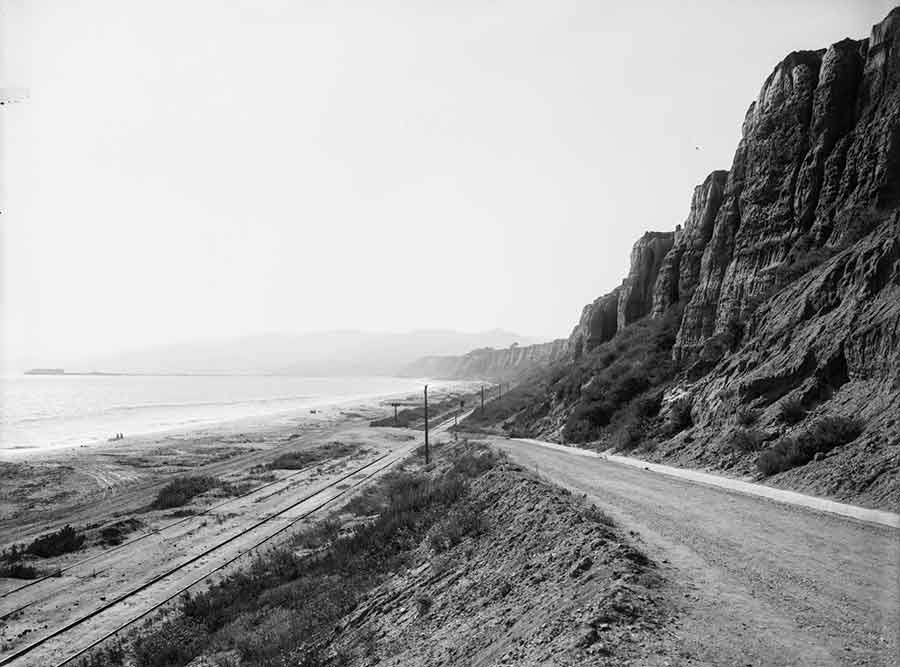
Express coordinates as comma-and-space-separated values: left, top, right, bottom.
491, 437, 900, 667
319, 455, 679, 666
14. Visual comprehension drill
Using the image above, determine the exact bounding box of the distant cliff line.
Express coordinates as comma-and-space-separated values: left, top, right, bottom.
400, 339, 568, 380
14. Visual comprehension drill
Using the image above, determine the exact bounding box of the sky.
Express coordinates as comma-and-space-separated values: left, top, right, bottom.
2, 0, 897, 366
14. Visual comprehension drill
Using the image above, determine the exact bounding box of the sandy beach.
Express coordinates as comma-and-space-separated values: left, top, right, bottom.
0, 381, 477, 548
0, 382, 477, 664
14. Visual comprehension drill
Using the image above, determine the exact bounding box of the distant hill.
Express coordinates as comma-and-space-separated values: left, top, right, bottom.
69, 329, 543, 376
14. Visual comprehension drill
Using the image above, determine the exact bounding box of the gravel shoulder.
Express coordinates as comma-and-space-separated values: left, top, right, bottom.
492, 437, 900, 667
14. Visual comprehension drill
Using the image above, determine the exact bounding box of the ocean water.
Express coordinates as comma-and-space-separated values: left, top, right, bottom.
0, 374, 431, 455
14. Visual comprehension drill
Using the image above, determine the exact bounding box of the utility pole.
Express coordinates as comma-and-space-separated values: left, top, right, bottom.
390, 402, 400, 425
498, 382, 502, 401
480, 385, 485, 413
423, 384, 430, 464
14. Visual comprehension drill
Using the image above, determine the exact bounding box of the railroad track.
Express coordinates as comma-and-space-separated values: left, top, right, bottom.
0, 414, 464, 667
0, 454, 351, 606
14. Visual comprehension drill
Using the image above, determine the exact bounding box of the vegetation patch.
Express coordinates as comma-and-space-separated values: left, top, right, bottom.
776, 396, 806, 425
3, 524, 87, 560
735, 405, 758, 427
757, 415, 864, 476
269, 441, 362, 470
460, 381, 550, 436
727, 427, 765, 453
0, 562, 42, 579
150, 476, 250, 510
666, 396, 694, 435
83, 443, 500, 667
1, 524, 87, 577
99, 518, 145, 546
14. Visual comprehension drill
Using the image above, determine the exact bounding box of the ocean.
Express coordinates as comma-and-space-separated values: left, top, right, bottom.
0, 374, 432, 455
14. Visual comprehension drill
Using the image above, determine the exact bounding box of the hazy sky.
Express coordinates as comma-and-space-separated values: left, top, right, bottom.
2, 0, 897, 365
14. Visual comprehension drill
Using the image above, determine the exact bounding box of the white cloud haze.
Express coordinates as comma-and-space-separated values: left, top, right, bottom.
2, 0, 896, 367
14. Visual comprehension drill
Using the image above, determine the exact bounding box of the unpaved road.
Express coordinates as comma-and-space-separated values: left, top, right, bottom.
492, 438, 900, 667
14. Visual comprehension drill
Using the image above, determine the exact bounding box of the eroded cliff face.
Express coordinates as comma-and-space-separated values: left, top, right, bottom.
618, 232, 676, 329
568, 232, 675, 358
568, 288, 620, 358
402, 339, 569, 380
676, 10, 900, 358
570, 8, 898, 370
511, 9, 900, 509
651, 171, 729, 318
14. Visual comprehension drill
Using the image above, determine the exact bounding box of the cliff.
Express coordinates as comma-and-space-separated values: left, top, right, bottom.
401, 339, 569, 380
474, 8, 900, 511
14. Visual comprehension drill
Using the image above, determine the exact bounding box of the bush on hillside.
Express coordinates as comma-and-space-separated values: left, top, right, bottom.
756, 415, 863, 476
126, 444, 501, 667
558, 307, 683, 443
735, 405, 758, 426
0, 562, 41, 579
777, 397, 806, 425
269, 442, 360, 470
727, 427, 765, 453
151, 476, 221, 510
667, 396, 694, 434
27, 525, 86, 558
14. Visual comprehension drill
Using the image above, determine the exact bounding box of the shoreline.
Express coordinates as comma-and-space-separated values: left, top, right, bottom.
0, 378, 477, 461
0, 381, 478, 543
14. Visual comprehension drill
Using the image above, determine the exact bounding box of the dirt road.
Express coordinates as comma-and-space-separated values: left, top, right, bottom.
492, 438, 900, 667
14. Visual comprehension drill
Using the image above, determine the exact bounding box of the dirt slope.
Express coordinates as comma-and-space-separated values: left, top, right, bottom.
493, 437, 900, 667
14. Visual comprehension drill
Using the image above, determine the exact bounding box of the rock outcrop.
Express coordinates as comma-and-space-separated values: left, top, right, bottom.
568, 231, 675, 358
617, 232, 676, 329
568, 288, 620, 358
401, 339, 569, 380
651, 171, 728, 317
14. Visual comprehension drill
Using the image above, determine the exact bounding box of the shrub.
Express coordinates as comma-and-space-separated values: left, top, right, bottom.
427, 506, 488, 553
99, 518, 144, 546
559, 307, 684, 443
269, 442, 360, 470
756, 415, 864, 476
668, 396, 694, 434
0, 562, 41, 579
132, 617, 209, 667
27, 525, 86, 558
774, 246, 834, 290
415, 594, 433, 615
613, 419, 647, 452
581, 504, 615, 528
805, 415, 865, 451
777, 397, 806, 424
448, 447, 502, 478
634, 391, 663, 419
735, 405, 758, 426
151, 476, 220, 509
728, 427, 764, 453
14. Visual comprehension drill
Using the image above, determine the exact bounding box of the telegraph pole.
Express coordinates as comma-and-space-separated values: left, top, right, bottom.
423, 385, 430, 464
480, 385, 485, 413
498, 382, 502, 401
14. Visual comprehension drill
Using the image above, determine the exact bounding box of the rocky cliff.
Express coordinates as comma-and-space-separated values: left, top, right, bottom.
478, 8, 900, 510
401, 339, 569, 380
